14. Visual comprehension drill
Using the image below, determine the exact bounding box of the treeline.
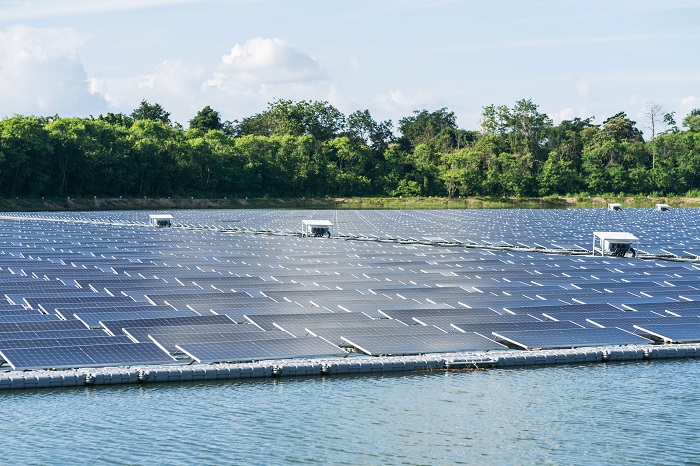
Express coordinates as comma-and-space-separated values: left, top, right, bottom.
0, 99, 699, 199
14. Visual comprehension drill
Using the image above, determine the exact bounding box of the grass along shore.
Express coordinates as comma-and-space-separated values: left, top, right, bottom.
0, 195, 698, 212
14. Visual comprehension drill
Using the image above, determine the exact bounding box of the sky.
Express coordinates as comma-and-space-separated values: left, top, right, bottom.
0, 0, 698, 134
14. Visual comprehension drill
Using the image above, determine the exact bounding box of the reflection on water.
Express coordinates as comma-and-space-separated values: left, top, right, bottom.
2, 359, 699, 465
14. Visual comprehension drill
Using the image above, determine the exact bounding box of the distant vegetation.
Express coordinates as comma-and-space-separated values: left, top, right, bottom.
0, 99, 699, 199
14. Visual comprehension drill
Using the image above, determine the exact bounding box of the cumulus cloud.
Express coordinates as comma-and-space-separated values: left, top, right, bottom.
0, 24, 105, 117
205, 38, 325, 93
90, 59, 206, 114
375, 89, 436, 115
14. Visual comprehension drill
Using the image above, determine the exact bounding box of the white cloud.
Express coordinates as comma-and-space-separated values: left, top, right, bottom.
88, 38, 333, 124
90, 59, 206, 111
0, 25, 105, 117
551, 107, 575, 123
349, 56, 360, 71
548, 107, 592, 124
207, 38, 325, 89
375, 89, 436, 115
680, 95, 698, 114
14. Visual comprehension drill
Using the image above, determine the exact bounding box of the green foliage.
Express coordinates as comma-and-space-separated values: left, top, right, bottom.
398, 108, 460, 153
235, 99, 344, 141
131, 100, 171, 124
189, 105, 223, 132
391, 179, 422, 197
683, 109, 700, 132
1, 101, 699, 199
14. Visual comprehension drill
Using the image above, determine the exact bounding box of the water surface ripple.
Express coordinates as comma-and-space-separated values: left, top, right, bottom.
2, 359, 700, 465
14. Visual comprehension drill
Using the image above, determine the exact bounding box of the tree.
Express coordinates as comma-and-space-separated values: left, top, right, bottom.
98, 112, 133, 128
131, 100, 171, 124
581, 114, 649, 194
189, 105, 223, 132
683, 109, 700, 132
480, 104, 510, 136
642, 101, 663, 140
507, 99, 552, 160
650, 131, 687, 193
234, 99, 345, 141
128, 119, 176, 195
538, 150, 582, 195
397, 108, 458, 152
46, 117, 90, 195
662, 112, 677, 134
479, 100, 552, 160
0, 115, 53, 196
439, 148, 482, 197
346, 109, 394, 154
601, 112, 644, 142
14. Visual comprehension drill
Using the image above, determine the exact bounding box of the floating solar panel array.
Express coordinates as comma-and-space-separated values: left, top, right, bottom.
1, 208, 700, 371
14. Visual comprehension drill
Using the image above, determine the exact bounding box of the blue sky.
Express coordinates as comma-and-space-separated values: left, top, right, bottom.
0, 0, 698, 133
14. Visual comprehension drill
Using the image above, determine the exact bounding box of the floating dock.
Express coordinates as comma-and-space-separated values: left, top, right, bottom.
2, 343, 699, 390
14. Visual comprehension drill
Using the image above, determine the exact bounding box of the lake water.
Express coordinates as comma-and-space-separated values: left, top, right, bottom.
3, 358, 699, 465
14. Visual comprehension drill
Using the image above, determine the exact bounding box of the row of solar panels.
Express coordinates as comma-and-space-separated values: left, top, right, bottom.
9, 207, 700, 254
2, 209, 700, 371
3, 298, 700, 370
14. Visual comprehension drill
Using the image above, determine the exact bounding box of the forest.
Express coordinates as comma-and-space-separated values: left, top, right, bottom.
0, 99, 699, 199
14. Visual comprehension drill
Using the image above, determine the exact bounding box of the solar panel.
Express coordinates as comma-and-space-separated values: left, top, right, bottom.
586, 316, 699, 330
0, 335, 134, 350
0, 309, 46, 317
0, 314, 61, 323
657, 309, 700, 317
308, 324, 443, 346
210, 306, 315, 323
411, 314, 523, 330
24, 296, 137, 312
378, 307, 499, 322
0, 320, 88, 332
245, 312, 370, 331
0, 342, 176, 370
55, 305, 177, 319
451, 320, 583, 335
341, 332, 505, 356
492, 328, 652, 350
540, 310, 661, 325
632, 323, 700, 343
274, 318, 405, 337
75, 309, 199, 328
149, 331, 289, 354
100, 314, 236, 336
0, 329, 109, 340
422, 314, 543, 327
176, 337, 348, 363
622, 301, 700, 314
122, 323, 263, 343
519, 303, 621, 315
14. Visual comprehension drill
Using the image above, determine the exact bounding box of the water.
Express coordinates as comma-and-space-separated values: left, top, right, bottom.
2, 359, 700, 465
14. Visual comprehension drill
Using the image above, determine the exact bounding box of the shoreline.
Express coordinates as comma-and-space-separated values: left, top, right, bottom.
1, 195, 699, 212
